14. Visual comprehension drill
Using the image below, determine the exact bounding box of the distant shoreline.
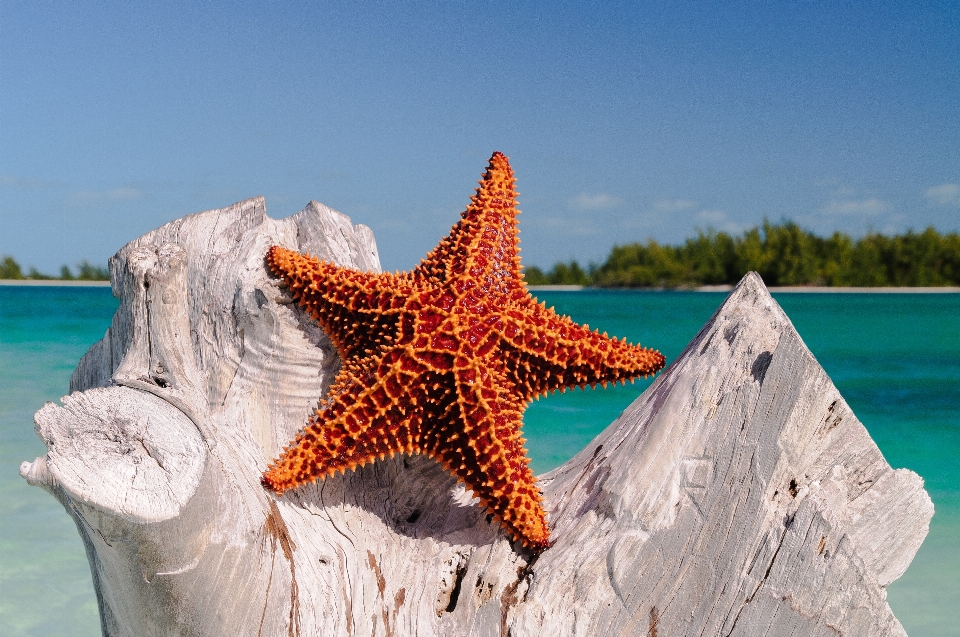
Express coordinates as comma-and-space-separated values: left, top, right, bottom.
761, 286, 960, 293
0, 279, 111, 287
4, 279, 958, 293
528, 284, 960, 293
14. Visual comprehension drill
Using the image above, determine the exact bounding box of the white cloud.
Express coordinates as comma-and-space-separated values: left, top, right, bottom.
696, 209, 727, 223
653, 198, 697, 212
820, 197, 888, 215
925, 183, 960, 206
619, 198, 699, 230
693, 209, 749, 235
70, 187, 144, 205
568, 193, 623, 210
877, 214, 910, 235
0, 175, 54, 188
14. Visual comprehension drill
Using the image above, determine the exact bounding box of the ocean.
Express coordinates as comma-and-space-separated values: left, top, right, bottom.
1, 285, 957, 636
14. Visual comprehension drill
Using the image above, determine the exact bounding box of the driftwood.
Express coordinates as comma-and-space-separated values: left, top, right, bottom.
20, 198, 933, 636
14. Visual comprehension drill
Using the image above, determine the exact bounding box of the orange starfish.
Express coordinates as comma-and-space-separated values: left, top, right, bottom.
262, 152, 665, 550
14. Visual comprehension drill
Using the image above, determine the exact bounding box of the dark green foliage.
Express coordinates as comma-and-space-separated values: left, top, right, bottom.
523, 266, 548, 285
524, 261, 591, 285
26, 267, 56, 280
76, 261, 110, 281
0, 255, 24, 279
525, 222, 960, 288
0, 256, 110, 281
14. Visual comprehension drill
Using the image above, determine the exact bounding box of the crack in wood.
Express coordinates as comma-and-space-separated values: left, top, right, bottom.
264, 500, 300, 637
723, 516, 792, 637
435, 550, 471, 616
366, 551, 406, 636
499, 556, 537, 636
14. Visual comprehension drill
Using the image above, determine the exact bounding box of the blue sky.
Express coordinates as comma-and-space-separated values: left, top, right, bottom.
2, 1, 958, 274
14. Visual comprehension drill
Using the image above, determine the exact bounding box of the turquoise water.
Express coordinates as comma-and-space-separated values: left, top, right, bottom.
526, 290, 960, 637
1, 287, 958, 636
0, 287, 119, 636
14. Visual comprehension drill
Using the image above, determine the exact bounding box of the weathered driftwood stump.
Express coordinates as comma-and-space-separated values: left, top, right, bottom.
21, 198, 932, 636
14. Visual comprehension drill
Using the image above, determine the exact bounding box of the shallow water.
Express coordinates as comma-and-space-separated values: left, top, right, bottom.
1, 286, 957, 636
0, 287, 118, 636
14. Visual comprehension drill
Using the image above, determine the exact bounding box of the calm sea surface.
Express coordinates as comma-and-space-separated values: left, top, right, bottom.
1, 286, 958, 636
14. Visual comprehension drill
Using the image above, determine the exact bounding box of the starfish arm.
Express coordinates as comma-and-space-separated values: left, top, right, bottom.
267, 246, 411, 358
501, 299, 666, 400
421, 359, 549, 550
262, 152, 666, 555
412, 152, 525, 297
262, 349, 439, 493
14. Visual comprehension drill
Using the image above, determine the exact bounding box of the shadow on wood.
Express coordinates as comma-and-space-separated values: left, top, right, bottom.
21, 199, 932, 636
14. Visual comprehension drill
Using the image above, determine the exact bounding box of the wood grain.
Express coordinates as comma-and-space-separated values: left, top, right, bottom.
21, 198, 932, 636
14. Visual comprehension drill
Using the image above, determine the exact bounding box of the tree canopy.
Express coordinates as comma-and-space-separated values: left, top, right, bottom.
0, 256, 110, 281
524, 222, 960, 288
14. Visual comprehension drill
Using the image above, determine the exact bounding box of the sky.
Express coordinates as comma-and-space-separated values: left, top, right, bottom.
2, 1, 958, 275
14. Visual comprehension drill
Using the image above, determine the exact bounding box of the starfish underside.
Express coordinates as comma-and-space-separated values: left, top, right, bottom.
262, 152, 666, 550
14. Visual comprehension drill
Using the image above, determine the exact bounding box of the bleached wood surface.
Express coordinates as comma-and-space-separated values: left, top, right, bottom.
21, 198, 932, 636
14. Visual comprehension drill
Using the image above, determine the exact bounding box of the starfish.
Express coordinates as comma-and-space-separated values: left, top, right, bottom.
262, 152, 665, 550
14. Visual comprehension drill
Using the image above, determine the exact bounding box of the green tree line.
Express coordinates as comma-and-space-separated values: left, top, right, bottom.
525, 222, 960, 288
0, 255, 110, 281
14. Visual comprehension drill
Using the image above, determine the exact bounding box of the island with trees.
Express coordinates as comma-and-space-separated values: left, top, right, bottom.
525, 222, 960, 288
5, 221, 959, 287
0, 256, 109, 281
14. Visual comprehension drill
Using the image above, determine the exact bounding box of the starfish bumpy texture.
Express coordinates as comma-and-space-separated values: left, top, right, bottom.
262, 152, 666, 550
